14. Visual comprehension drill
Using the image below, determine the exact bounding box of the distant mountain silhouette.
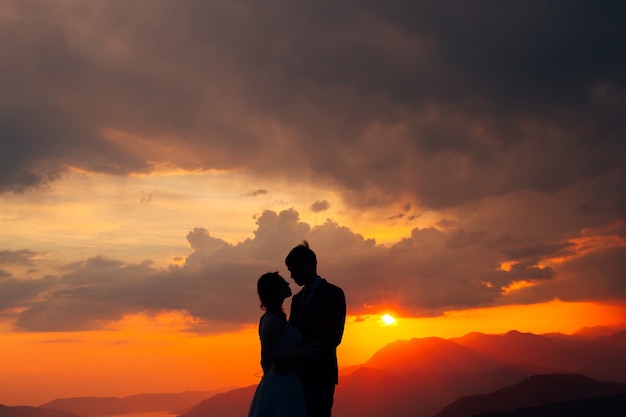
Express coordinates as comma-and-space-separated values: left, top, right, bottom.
39, 328, 626, 417
338, 364, 362, 376
333, 366, 424, 417
364, 336, 504, 374
0, 405, 82, 417
452, 330, 562, 365
334, 363, 564, 417
434, 373, 626, 417
474, 392, 626, 416
41, 390, 223, 416
572, 323, 626, 338
596, 329, 626, 346
452, 330, 626, 382
180, 385, 256, 417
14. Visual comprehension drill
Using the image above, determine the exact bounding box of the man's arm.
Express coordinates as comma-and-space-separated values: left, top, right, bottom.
288, 292, 300, 327
318, 284, 346, 348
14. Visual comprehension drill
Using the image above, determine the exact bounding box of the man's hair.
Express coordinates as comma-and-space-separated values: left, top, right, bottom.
285, 240, 317, 268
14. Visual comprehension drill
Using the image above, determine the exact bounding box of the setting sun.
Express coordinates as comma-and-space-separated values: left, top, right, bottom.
381, 314, 396, 326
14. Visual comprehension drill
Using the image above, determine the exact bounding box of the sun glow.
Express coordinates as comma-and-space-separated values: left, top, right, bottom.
381, 314, 396, 326
338, 300, 626, 367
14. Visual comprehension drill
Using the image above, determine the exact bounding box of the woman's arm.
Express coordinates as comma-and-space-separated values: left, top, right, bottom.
260, 315, 320, 366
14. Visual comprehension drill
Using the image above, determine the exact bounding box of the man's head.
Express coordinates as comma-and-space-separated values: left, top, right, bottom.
285, 241, 317, 286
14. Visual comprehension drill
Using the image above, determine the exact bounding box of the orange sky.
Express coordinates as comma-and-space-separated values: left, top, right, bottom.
2, 300, 625, 406
1, 0, 625, 409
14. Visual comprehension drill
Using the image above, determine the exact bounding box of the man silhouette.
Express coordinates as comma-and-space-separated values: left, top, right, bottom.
286, 241, 346, 417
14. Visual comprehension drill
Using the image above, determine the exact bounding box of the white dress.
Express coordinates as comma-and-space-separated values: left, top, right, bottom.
248, 312, 307, 417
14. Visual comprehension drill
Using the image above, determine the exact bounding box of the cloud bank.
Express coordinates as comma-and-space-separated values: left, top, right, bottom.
1, 1, 624, 332
1, 209, 623, 332
1, 0, 624, 214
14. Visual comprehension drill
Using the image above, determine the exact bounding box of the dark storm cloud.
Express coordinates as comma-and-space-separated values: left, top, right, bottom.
1, 0, 624, 214
6, 209, 621, 331
1, 1, 624, 331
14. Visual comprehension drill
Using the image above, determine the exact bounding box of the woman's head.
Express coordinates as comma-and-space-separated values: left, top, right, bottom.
257, 272, 292, 312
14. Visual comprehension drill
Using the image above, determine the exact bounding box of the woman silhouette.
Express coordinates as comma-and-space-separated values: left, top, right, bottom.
248, 272, 315, 417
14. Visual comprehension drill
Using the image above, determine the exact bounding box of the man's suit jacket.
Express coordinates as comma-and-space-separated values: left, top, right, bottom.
289, 278, 346, 384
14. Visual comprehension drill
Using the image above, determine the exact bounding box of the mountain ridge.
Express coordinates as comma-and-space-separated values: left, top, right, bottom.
40, 389, 229, 417
0, 405, 83, 417
22, 325, 626, 417
435, 374, 626, 417
474, 392, 626, 417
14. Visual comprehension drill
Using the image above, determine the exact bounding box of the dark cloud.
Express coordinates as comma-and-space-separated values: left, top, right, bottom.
0, 275, 56, 315
0, 249, 39, 265
310, 200, 330, 213
248, 189, 269, 197
0, 0, 623, 216
503, 245, 626, 305
4, 209, 622, 331
1, 1, 624, 331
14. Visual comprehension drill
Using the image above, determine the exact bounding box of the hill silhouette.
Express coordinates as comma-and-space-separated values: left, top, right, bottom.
573, 323, 626, 338
181, 386, 257, 417
333, 366, 425, 417
40, 327, 626, 417
177, 363, 559, 417
452, 330, 626, 382
0, 405, 82, 417
434, 373, 626, 417
41, 390, 222, 416
475, 393, 626, 417
364, 337, 504, 374
334, 363, 564, 417
597, 329, 626, 346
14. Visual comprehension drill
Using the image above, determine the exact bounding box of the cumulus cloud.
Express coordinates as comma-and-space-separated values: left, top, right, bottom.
3, 209, 623, 332
0, 0, 623, 217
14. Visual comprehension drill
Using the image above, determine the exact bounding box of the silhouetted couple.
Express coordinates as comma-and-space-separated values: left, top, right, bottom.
248, 242, 346, 417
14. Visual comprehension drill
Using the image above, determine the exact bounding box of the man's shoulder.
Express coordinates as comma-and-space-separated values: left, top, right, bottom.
319, 278, 345, 295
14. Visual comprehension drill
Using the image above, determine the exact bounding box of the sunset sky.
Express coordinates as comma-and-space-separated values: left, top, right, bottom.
1, 0, 625, 407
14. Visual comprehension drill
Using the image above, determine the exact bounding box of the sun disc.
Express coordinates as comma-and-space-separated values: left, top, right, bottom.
381, 314, 396, 325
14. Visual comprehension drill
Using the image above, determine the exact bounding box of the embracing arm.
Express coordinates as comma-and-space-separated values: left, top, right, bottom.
313, 284, 346, 351
260, 315, 318, 366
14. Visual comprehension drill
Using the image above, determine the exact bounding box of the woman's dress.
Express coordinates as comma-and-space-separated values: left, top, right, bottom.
248, 313, 307, 417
